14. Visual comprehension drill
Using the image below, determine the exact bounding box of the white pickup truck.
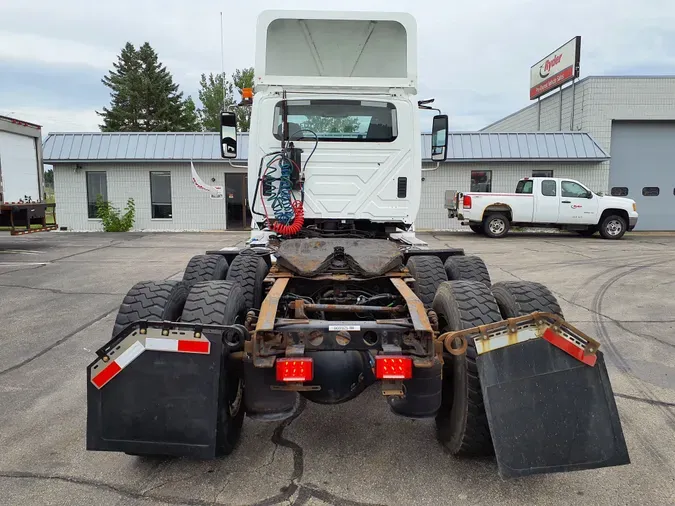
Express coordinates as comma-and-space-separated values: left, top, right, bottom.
447, 177, 638, 239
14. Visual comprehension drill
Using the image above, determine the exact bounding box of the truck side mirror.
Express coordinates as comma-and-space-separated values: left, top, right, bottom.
220, 112, 238, 159
431, 115, 448, 162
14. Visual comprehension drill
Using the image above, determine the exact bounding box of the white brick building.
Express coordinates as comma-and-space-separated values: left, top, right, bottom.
483, 76, 675, 230
43, 131, 608, 232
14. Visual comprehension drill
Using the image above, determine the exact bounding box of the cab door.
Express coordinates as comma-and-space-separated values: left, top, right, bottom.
534, 179, 560, 224
558, 180, 599, 225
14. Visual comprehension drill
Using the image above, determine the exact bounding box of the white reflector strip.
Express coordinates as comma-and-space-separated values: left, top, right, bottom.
145, 337, 180, 352
115, 341, 145, 368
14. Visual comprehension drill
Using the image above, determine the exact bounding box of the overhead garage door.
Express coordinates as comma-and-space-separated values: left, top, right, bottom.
609, 121, 675, 231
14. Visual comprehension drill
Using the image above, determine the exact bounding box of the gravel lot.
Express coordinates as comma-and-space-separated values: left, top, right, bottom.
1, 231, 674, 506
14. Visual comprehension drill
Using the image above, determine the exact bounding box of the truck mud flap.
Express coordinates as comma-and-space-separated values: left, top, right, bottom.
477, 338, 630, 478
87, 321, 246, 459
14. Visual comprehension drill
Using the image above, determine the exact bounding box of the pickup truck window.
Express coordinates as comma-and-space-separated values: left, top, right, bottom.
471, 170, 492, 192
561, 181, 589, 198
515, 180, 533, 194
273, 100, 397, 142
541, 180, 557, 196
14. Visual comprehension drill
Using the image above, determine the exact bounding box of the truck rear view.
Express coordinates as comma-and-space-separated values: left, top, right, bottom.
86, 10, 629, 480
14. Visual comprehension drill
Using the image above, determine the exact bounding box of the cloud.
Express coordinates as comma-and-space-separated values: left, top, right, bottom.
1, 0, 675, 132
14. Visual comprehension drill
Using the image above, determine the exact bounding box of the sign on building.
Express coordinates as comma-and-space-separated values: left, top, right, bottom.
530, 37, 581, 100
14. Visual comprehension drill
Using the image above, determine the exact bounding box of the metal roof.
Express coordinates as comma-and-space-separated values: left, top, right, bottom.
422, 132, 609, 161
43, 131, 608, 163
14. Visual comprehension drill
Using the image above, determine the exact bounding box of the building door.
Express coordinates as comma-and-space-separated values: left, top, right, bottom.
610, 121, 675, 231
224, 173, 251, 230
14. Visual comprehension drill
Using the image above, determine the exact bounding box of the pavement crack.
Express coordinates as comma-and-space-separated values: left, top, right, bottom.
0, 306, 119, 377
614, 393, 675, 408
0, 282, 122, 296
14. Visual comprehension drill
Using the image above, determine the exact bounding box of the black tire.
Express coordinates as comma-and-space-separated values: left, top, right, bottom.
112, 280, 189, 338
406, 255, 448, 307
181, 281, 246, 456
444, 256, 491, 286
483, 213, 510, 238
576, 227, 597, 237
182, 254, 228, 286
491, 281, 563, 319
469, 225, 483, 235
433, 280, 502, 456
599, 214, 627, 240
225, 255, 269, 310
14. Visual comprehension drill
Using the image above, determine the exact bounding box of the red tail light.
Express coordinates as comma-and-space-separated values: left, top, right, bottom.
463, 195, 472, 209
375, 356, 413, 380
276, 357, 313, 382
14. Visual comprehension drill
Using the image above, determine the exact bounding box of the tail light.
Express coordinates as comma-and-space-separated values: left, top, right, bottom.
375, 355, 413, 380
463, 195, 472, 209
276, 357, 313, 382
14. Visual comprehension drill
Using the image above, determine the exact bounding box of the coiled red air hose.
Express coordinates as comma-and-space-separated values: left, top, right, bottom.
272, 200, 304, 236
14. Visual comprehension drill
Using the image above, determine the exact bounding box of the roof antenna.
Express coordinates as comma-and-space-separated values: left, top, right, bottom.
220, 12, 227, 110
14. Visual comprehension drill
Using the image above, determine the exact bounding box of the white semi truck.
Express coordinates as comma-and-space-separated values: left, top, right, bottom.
87, 10, 629, 479
0, 115, 56, 235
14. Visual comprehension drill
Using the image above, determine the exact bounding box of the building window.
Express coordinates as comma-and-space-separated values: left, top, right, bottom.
470, 170, 492, 192
86, 171, 107, 219
642, 187, 659, 197
150, 171, 172, 218
611, 187, 629, 197
541, 179, 557, 196
532, 170, 553, 178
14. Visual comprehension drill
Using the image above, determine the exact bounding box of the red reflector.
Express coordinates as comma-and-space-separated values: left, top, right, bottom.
542, 328, 597, 367
92, 361, 122, 389
463, 195, 472, 209
375, 356, 413, 380
276, 357, 313, 382
177, 339, 210, 354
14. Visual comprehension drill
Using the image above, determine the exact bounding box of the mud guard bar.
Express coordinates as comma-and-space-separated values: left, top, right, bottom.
441, 312, 630, 478
87, 321, 248, 458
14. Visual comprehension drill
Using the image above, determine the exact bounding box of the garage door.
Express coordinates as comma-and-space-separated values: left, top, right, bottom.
609, 121, 675, 231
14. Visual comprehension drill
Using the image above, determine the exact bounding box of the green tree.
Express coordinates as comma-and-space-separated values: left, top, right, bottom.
232, 67, 254, 132
43, 168, 54, 187
196, 67, 254, 132
197, 72, 234, 132
98, 42, 198, 131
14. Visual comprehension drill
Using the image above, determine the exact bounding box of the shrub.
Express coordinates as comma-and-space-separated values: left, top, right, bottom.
96, 196, 135, 232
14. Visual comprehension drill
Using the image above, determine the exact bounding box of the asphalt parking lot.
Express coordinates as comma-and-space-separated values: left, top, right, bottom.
1, 231, 674, 506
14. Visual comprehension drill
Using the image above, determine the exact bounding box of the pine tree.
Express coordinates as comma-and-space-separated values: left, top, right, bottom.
98, 43, 142, 131
98, 42, 199, 132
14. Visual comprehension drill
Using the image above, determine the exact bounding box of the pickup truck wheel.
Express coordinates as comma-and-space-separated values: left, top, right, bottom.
483, 213, 510, 238
491, 281, 563, 319
226, 255, 269, 310
181, 281, 246, 456
444, 256, 491, 286
182, 254, 228, 286
112, 280, 189, 338
406, 255, 448, 307
599, 215, 627, 240
433, 280, 500, 456
469, 225, 483, 235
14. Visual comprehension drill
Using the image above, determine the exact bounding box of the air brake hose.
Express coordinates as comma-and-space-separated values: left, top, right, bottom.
272, 200, 304, 236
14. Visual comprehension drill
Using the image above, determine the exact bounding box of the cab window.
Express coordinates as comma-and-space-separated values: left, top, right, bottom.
561, 181, 589, 198
516, 180, 533, 194
541, 179, 557, 196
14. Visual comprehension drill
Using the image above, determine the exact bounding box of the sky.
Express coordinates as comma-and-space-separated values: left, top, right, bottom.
1, 0, 675, 135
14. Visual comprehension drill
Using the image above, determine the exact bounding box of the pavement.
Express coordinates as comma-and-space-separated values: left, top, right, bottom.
0, 230, 674, 506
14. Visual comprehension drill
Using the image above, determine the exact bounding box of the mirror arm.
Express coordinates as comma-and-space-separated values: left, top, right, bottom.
421, 162, 440, 172
228, 159, 247, 169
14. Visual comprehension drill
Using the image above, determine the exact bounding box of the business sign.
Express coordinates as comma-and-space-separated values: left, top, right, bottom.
530, 37, 581, 100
